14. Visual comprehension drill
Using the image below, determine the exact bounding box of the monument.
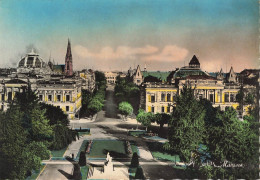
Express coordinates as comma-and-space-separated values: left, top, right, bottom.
104, 152, 114, 172
87, 151, 129, 180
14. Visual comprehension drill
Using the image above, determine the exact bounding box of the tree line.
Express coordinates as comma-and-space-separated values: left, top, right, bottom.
80, 71, 106, 117
114, 76, 140, 115
0, 85, 77, 179
166, 85, 258, 179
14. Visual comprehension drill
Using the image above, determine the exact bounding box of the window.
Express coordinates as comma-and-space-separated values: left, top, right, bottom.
167, 94, 171, 102
8, 92, 12, 101
66, 106, 69, 112
48, 95, 52, 101
57, 95, 61, 101
66, 95, 70, 102
230, 94, 235, 102
161, 106, 164, 113
224, 93, 229, 102
161, 94, 165, 102
210, 94, 214, 103
1, 94, 4, 101
151, 95, 155, 103
39, 95, 43, 101
167, 106, 170, 113
152, 106, 154, 113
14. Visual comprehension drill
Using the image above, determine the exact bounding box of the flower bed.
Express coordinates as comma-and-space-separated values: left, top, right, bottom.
86, 140, 93, 154
126, 141, 132, 154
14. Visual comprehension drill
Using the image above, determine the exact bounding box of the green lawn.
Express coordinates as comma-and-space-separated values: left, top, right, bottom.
80, 166, 89, 180
26, 164, 45, 180
147, 142, 180, 162
152, 151, 180, 162
128, 130, 146, 137
88, 140, 127, 158
131, 144, 139, 155
51, 147, 67, 158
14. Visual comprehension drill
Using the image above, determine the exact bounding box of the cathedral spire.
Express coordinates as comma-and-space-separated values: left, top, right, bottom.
65, 38, 73, 76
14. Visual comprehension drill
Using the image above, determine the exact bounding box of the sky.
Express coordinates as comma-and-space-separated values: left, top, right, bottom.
0, 0, 258, 72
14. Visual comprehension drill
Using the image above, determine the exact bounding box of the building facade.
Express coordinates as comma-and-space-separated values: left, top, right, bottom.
105, 72, 118, 84
0, 40, 82, 119
140, 55, 245, 115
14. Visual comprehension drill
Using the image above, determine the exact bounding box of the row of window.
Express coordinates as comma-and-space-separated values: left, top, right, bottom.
106, 77, 116, 79
56, 105, 70, 112
148, 94, 172, 103
107, 80, 115, 83
148, 106, 171, 113
38, 94, 71, 102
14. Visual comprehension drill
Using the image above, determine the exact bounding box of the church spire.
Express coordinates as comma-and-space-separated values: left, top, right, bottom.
65, 38, 73, 76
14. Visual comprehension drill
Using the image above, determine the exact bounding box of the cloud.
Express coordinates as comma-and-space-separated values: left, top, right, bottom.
142, 45, 188, 62
74, 45, 158, 60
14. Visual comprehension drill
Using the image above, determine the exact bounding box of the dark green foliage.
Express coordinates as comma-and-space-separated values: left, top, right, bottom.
86, 72, 106, 116
79, 151, 86, 166
114, 76, 140, 114
87, 97, 104, 115
131, 152, 139, 167
51, 124, 77, 150
0, 85, 76, 179
135, 166, 145, 179
40, 103, 69, 126
0, 106, 50, 179
168, 85, 206, 162
245, 92, 255, 104
205, 107, 258, 179
154, 113, 171, 135
95, 71, 106, 84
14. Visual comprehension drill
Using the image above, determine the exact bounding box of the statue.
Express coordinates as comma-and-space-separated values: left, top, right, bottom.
106, 152, 112, 162
104, 152, 114, 173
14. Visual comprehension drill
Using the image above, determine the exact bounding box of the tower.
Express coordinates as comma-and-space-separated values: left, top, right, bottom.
65, 39, 73, 76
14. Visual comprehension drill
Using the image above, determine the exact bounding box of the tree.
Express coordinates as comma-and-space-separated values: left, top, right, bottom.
135, 167, 145, 179
245, 92, 255, 104
31, 107, 53, 143
130, 152, 139, 167
168, 85, 206, 163
118, 101, 133, 120
136, 109, 154, 131
87, 98, 104, 115
79, 151, 86, 166
206, 107, 258, 179
40, 103, 69, 126
154, 113, 171, 135
0, 106, 47, 179
51, 124, 76, 150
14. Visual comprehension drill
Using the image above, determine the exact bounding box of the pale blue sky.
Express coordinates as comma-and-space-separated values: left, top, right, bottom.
0, 0, 258, 71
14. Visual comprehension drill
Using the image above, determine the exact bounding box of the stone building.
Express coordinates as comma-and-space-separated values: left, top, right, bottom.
36, 79, 82, 119
79, 69, 95, 92
0, 40, 82, 119
140, 55, 244, 114
105, 72, 118, 84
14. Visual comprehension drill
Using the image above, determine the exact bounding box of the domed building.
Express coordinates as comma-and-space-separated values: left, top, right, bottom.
17, 49, 53, 74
